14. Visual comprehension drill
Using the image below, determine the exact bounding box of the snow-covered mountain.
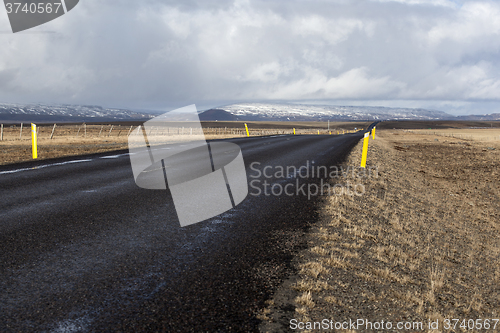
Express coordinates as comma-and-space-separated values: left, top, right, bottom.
0, 103, 154, 122
218, 103, 454, 121
2, 101, 498, 123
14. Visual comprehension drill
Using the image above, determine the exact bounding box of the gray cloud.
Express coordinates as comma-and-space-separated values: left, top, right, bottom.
0, 0, 499, 114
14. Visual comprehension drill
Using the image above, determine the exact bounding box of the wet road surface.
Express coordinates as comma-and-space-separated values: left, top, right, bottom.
0, 133, 363, 332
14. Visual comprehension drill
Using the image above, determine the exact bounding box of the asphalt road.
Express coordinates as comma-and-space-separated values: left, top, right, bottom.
0, 132, 366, 332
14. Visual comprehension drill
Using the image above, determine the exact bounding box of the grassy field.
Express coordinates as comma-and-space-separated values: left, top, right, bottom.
260, 130, 500, 332
377, 120, 500, 130
0, 121, 369, 165
407, 128, 500, 142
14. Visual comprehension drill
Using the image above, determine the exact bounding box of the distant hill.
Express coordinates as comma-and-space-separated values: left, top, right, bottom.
456, 113, 500, 121
1, 102, 499, 123
197, 103, 500, 122
0, 103, 154, 123
203, 103, 455, 121
198, 109, 239, 121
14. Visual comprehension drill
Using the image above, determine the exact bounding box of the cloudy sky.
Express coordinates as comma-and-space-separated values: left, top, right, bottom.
0, 0, 499, 115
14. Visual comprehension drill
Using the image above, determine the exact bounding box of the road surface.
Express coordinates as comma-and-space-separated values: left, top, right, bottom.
0, 132, 366, 332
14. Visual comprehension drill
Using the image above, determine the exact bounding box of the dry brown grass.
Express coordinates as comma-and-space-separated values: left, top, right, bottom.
292, 280, 331, 293
0, 125, 131, 165
295, 292, 315, 308
409, 128, 500, 142
261, 130, 500, 332
299, 261, 330, 279
0, 122, 368, 165
0, 124, 250, 165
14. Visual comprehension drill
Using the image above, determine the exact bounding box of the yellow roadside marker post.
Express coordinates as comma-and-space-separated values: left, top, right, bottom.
329, 131, 331, 135
318, 130, 320, 135
360, 132, 369, 168
244, 123, 250, 137
342, 130, 345, 135
31, 123, 38, 159
372, 127, 376, 139
293, 128, 296, 135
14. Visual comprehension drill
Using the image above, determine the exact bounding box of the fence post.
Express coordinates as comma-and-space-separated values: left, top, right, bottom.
84, 123, 87, 138
360, 132, 370, 168
127, 125, 133, 136
0, 124, 3, 141
19, 123, 23, 139
50, 124, 56, 139
99, 125, 104, 137
108, 125, 114, 137
31, 123, 38, 159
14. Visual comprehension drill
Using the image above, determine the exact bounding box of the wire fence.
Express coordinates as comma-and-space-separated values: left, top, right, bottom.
0, 123, 360, 141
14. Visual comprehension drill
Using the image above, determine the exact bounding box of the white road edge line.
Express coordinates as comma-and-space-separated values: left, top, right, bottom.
0, 153, 130, 175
